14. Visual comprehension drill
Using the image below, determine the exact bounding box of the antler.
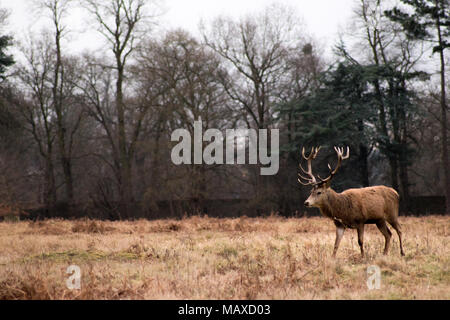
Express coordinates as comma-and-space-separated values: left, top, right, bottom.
298, 147, 321, 185
318, 146, 350, 184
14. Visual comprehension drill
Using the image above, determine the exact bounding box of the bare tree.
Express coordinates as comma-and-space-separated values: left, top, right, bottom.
11, 0, 85, 211
38, 0, 84, 205
202, 4, 320, 209
81, 0, 160, 216
202, 3, 307, 130
16, 35, 57, 210
135, 29, 232, 212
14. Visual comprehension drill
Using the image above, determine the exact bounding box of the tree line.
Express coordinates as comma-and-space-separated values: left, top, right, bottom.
0, 0, 448, 219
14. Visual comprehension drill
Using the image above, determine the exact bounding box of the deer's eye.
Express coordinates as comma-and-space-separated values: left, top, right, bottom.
317, 191, 322, 195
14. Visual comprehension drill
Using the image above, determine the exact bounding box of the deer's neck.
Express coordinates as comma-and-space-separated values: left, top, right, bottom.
319, 189, 353, 221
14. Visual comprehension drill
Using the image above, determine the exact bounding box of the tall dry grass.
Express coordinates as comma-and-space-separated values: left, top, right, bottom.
0, 216, 448, 299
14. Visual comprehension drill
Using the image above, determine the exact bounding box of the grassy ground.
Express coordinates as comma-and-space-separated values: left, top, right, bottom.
0, 215, 448, 300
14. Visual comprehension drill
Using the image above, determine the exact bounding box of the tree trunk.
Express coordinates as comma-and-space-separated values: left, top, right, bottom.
45, 157, 57, 215
357, 118, 369, 187
373, 80, 399, 190
62, 158, 74, 203
398, 80, 411, 214
116, 64, 133, 218
358, 144, 370, 187
399, 162, 411, 214
53, 26, 75, 205
440, 82, 449, 214
389, 157, 399, 192
436, 13, 449, 214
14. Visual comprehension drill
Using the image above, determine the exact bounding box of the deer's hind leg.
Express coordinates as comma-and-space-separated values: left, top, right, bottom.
389, 220, 405, 256
376, 220, 392, 255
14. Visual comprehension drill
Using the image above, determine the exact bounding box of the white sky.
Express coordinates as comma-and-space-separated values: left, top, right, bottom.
160, 0, 355, 40
1, 0, 356, 58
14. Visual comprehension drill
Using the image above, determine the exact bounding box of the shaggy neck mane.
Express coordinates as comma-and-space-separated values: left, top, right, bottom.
319, 189, 354, 220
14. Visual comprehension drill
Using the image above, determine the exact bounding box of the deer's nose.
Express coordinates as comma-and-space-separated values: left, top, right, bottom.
304, 201, 310, 207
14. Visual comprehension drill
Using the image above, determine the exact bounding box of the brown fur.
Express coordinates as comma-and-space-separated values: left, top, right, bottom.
305, 184, 405, 257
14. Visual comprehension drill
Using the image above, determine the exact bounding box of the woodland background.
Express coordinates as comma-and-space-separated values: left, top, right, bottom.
0, 0, 448, 219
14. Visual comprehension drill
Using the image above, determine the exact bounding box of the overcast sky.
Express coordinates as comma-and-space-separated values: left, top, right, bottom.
2, 0, 356, 57
160, 0, 355, 40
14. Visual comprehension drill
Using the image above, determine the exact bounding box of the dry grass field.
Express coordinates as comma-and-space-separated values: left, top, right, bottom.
0, 215, 448, 300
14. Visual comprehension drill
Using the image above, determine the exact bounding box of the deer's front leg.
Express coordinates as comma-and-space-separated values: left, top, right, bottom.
332, 221, 345, 258
356, 224, 365, 257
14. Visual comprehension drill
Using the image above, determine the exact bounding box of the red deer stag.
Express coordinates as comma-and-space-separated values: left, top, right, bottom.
298, 146, 405, 258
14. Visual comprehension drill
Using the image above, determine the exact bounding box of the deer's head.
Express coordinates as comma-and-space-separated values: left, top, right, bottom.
298, 146, 349, 208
